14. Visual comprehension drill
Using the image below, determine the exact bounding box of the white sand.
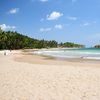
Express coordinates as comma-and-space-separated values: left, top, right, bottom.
0, 50, 100, 100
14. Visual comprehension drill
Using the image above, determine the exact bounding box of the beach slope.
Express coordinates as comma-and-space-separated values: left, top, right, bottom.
0, 50, 100, 100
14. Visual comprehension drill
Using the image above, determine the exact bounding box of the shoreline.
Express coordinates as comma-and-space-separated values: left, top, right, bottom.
32, 48, 100, 61
14, 50, 100, 68
25, 49, 100, 63
0, 49, 100, 65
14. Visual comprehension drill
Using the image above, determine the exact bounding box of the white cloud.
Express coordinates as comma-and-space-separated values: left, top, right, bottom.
47, 11, 63, 20
40, 0, 48, 2
81, 21, 96, 27
55, 24, 63, 29
40, 28, 51, 32
8, 8, 19, 14
67, 16, 77, 21
83, 22, 90, 26
0, 24, 16, 30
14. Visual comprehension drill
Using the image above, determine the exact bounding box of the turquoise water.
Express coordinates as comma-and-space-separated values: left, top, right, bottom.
34, 48, 100, 59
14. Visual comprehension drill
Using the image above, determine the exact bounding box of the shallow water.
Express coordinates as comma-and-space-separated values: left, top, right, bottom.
34, 48, 100, 60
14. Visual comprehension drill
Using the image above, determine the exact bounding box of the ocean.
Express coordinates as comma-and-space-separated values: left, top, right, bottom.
34, 48, 100, 60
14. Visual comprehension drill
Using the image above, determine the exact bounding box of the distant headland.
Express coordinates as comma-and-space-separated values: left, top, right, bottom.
94, 45, 100, 48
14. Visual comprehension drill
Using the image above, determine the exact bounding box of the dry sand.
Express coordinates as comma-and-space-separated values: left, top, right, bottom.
0, 50, 100, 100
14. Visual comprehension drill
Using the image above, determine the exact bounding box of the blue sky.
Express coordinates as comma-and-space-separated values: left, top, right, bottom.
0, 0, 100, 46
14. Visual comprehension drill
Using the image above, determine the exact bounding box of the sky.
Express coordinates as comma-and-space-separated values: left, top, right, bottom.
0, 0, 100, 47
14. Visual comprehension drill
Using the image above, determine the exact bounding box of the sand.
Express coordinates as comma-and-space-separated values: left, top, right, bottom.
0, 50, 100, 100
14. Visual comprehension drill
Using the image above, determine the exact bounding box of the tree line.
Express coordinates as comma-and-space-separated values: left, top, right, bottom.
58, 42, 84, 48
0, 30, 85, 50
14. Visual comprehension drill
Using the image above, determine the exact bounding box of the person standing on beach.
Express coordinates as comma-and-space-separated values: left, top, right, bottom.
4, 50, 6, 56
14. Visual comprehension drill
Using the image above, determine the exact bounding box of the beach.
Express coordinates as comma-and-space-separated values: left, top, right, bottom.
0, 50, 100, 100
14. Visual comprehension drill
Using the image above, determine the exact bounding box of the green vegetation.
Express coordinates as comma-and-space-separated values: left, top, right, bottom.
0, 30, 84, 50
59, 42, 84, 48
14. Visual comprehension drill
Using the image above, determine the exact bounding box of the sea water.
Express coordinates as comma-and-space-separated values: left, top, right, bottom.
34, 48, 100, 59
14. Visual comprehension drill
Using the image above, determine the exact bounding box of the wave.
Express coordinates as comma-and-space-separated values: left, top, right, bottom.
33, 48, 100, 60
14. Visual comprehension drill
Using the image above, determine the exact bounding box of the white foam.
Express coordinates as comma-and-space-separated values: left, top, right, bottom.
83, 57, 100, 60
33, 49, 100, 60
